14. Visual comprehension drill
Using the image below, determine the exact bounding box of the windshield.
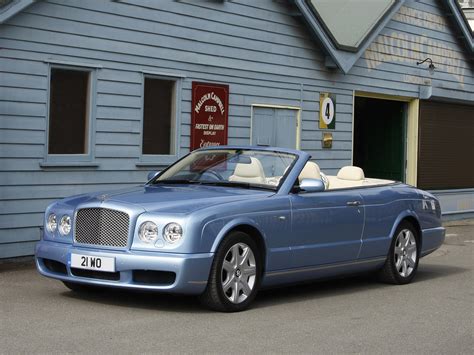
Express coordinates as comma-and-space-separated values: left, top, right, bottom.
151, 149, 297, 191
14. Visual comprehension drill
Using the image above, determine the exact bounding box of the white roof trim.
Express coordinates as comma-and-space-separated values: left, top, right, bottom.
293, 0, 405, 73
0, 0, 35, 24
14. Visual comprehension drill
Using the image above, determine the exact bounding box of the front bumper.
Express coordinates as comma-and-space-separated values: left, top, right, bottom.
35, 240, 213, 294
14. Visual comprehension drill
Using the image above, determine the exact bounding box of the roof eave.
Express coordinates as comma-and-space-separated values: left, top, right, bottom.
446, 0, 474, 55
0, 0, 36, 25
293, 0, 405, 74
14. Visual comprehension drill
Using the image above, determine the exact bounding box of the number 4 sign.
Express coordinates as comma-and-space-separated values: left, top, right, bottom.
319, 93, 336, 129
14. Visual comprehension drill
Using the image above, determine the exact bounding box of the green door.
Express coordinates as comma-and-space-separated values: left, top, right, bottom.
353, 97, 406, 182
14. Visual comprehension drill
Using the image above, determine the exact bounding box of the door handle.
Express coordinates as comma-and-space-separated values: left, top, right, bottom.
347, 201, 361, 206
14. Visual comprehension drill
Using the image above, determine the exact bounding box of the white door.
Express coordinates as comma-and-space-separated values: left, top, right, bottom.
251, 107, 298, 149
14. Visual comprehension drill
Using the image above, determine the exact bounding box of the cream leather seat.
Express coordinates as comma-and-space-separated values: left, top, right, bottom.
229, 157, 266, 184
298, 161, 321, 183
337, 166, 365, 181
328, 166, 365, 189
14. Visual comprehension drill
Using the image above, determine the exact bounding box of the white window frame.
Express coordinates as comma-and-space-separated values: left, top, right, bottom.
137, 70, 184, 167
42, 61, 99, 167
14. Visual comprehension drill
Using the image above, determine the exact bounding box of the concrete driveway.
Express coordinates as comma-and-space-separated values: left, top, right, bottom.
1, 220, 472, 354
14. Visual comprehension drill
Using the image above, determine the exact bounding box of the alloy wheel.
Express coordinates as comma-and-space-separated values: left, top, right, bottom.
221, 242, 257, 304
394, 229, 417, 278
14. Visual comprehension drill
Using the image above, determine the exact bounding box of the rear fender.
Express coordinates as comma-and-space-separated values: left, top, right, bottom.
389, 210, 420, 241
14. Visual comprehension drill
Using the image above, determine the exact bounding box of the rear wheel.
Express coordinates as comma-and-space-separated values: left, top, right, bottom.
199, 231, 261, 312
378, 221, 419, 284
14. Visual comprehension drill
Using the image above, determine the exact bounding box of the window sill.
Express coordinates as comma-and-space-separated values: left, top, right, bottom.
39, 162, 100, 169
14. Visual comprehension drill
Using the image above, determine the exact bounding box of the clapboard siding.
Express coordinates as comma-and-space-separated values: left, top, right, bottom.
0, 0, 472, 258
1, 171, 148, 186
16, 11, 321, 62
1, 71, 47, 89
0, 199, 58, 215
358, 3, 473, 94
0, 242, 39, 259
1, 46, 351, 91
1, 183, 139, 200
1, 144, 45, 158
0, 129, 44, 144
0, 116, 45, 130
1, 228, 41, 244
0, 101, 47, 117
44, 0, 315, 48
1, 87, 46, 103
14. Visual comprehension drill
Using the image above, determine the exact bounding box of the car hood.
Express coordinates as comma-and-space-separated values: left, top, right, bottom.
61, 184, 274, 214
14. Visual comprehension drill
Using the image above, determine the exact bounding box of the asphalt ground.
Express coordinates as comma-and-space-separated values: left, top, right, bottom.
1, 220, 473, 354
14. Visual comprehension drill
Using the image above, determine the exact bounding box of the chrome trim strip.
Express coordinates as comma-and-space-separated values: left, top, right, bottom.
188, 280, 207, 285
266, 257, 387, 277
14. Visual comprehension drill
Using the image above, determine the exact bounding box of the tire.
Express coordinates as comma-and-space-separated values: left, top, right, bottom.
199, 231, 262, 312
377, 221, 420, 284
62, 281, 99, 293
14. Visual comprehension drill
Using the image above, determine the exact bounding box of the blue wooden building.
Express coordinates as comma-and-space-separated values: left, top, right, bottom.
1, 0, 473, 258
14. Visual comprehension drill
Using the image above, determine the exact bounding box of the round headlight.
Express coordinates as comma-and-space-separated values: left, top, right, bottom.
46, 213, 57, 233
59, 215, 71, 236
139, 221, 158, 243
163, 222, 183, 244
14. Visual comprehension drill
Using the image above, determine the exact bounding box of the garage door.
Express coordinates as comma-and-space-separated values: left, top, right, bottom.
418, 101, 474, 189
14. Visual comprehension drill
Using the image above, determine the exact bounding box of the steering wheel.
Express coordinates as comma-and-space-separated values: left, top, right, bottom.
200, 169, 224, 181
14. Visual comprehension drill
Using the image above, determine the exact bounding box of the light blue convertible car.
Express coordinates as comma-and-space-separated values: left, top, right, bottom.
36, 146, 445, 311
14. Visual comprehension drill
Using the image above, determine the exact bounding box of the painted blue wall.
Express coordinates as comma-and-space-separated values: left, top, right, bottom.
0, 0, 472, 258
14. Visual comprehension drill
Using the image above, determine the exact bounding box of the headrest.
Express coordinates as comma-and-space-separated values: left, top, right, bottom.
233, 157, 265, 178
337, 166, 365, 181
299, 161, 321, 181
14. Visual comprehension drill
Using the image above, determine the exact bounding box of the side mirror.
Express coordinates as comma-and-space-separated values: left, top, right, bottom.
299, 178, 325, 193
147, 171, 160, 181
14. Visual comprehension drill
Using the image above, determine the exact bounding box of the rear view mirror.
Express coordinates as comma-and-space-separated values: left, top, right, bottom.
299, 178, 325, 193
147, 171, 160, 181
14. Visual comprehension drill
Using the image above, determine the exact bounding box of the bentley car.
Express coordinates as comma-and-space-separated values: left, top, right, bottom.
35, 146, 445, 312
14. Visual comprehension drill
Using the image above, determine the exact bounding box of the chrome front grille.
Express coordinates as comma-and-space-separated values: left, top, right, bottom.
74, 208, 130, 248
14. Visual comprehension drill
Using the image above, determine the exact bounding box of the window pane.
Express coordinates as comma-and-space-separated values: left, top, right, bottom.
143, 78, 175, 155
48, 69, 89, 154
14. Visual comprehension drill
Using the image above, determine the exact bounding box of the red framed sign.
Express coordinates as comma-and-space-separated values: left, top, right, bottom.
191, 82, 229, 151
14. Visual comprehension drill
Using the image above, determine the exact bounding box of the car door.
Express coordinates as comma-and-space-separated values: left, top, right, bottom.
357, 185, 403, 259
289, 189, 365, 268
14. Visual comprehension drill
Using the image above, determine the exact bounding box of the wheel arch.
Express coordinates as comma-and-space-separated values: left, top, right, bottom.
401, 216, 422, 251
390, 211, 423, 251
210, 219, 267, 275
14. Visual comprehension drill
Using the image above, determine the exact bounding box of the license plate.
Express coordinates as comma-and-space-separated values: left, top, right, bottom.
70, 254, 115, 272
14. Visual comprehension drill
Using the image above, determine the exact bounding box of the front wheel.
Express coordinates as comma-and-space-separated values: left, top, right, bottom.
378, 221, 419, 284
199, 231, 261, 312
